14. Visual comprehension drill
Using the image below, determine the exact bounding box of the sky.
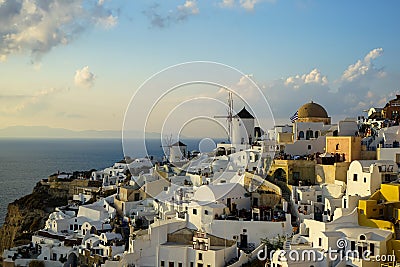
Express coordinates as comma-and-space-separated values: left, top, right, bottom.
1, 0, 400, 138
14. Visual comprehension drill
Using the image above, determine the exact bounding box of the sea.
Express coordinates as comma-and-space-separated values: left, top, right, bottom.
0, 138, 223, 226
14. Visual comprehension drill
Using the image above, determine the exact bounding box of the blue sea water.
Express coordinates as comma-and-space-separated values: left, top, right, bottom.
0, 138, 223, 226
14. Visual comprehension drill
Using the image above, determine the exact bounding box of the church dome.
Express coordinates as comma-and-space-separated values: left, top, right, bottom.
298, 101, 328, 118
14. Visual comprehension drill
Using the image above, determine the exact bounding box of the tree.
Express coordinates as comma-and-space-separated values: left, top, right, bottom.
260, 234, 286, 259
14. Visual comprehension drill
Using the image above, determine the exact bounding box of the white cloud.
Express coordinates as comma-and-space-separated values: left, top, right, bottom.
284, 68, 328, 89
237, 74, 253, 86
0, 88, 60, 114
219, 0, 275, 10
178, 1, 199, 15
0, 0, 118, 61
144, 1, 199, 28
240, 0, 261, 11
74, 66, 95, 88
220, 0, 235, 8
262, 48, 399, 121
96, 14, 118, 29
365, 47, 383, 62
341, 48, 385, 82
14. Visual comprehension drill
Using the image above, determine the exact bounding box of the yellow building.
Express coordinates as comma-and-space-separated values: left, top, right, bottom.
326, 136, 362, 162
357, 183, 400, 260
314, 161, 350, 184
268, 159, 316, 185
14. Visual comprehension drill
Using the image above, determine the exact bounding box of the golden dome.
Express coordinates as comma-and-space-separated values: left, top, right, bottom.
298, 101, 328, 118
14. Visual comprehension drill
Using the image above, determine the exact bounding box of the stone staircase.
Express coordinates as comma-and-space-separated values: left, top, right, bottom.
284, 239, 292, 250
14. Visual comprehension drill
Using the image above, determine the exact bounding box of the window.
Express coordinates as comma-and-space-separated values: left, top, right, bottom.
369, 243, 375, 256
315, 131, 319, 138
134, 193, 140, 201
353, 174, 358, 181
306, 130, 313, 140
243, 229, 247, 233
169, 262, 174, 267
299, 131, 304, 139
161, 261, 165, 267
364, 177, 367, 183
178, 263, 183, 267
199, 253, 203, 260
193, 209, 197, 215
318, 238, 322, 246
336, 144, 340, 150
190, 262, 194, 267
308, 145, 312, 150
204, 210, 209, 215
351, 241, 356, 250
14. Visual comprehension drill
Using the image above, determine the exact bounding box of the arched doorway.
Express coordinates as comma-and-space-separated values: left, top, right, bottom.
65, 253, 78, 267
273, 168, 287, 182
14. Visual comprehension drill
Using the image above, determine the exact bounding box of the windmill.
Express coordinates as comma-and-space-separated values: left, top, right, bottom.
161, 134, 174, 162
214, 91, 234, 142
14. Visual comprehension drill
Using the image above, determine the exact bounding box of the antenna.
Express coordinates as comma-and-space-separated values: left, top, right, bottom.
214, 91, 234, 142
227, 91, 233, 141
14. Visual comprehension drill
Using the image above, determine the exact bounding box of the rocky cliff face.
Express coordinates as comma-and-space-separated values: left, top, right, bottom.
0, 182, 69, 253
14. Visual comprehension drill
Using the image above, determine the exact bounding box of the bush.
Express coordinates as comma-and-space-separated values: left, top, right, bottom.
29, 260, 45, 267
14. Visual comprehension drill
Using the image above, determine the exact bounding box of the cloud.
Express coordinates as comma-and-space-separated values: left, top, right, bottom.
144, 1, 199, 28
262, 48, 397, 121
0, 0, 118, 61
0, 88, 60, 114
219, 0, 235, 8
74, 66, 96, 88
240, 0, 262, 11
57, 111, 85, 119
341, 48, 384, 82
284, 68, 328, 89
219, 0, 275, 11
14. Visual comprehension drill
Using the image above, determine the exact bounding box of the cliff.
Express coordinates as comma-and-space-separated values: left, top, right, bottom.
0, 182, 69, 254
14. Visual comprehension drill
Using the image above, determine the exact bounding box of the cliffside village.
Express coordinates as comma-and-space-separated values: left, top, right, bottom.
4, 95, 400, 267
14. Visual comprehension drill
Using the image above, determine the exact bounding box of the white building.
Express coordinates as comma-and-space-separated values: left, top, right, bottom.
169, 141, 188, 163
346, 160, 398, 198
193, 183, 250, 211
77, 198, 116, 222
271, 209, 393, 267
231, 107, 255, 147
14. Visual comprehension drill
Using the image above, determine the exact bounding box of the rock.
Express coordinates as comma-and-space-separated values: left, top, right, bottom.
0, 182, 69, 253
